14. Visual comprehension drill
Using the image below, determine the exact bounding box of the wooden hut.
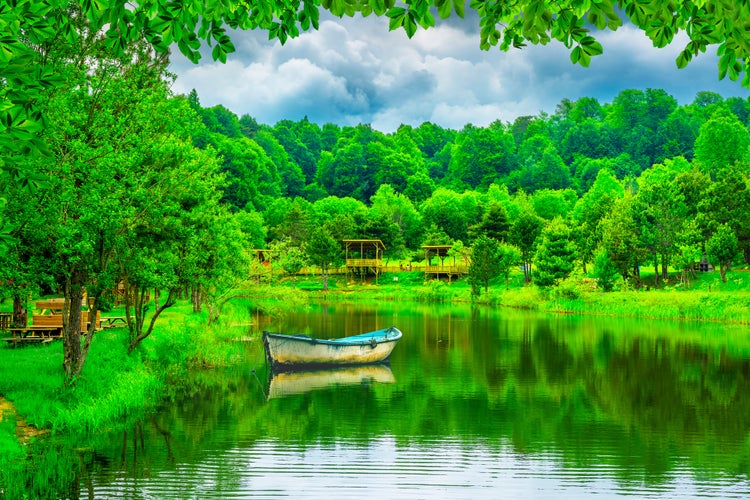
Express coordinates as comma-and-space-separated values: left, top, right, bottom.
344, 239, 386, 283
423, 245, 468, 282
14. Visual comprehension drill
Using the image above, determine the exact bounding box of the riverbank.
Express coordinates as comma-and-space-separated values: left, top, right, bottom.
0, 302, 252, 499
275, 268, 750, 325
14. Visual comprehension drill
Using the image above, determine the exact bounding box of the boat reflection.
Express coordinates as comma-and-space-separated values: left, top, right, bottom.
267, 364, 396, 399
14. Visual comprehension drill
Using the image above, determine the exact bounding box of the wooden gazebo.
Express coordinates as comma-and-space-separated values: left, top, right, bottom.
344, 239, 386, 282
423, 245, 468, 282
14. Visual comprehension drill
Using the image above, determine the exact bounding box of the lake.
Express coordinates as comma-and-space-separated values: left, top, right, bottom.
31, 301, 750, 498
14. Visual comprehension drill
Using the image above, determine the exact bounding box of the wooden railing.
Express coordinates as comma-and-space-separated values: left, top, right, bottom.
346, 259, 382, 267
425, 265, 468, 274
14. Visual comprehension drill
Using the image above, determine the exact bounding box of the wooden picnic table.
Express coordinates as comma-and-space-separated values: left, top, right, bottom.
5, 326, 62, 345
100, 316, 127, 328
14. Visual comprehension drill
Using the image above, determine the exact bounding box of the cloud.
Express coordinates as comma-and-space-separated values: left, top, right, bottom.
169, 13, 749, 133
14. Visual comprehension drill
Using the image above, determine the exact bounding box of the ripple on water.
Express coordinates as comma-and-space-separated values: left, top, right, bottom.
84, 436, 750, 499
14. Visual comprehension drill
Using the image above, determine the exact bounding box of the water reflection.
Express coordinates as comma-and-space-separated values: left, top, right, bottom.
267, 364, 396, 399
9, 301, 750, 499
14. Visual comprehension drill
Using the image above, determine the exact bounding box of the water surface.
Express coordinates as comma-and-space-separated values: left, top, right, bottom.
41, 301, 750, 498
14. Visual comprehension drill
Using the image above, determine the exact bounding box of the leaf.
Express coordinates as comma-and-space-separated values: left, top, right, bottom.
437, 0, 451, 19
404, 11, 417, 38
676, 49, 691, 69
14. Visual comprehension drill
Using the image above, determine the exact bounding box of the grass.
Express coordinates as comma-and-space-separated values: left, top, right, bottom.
273, 266, 750, 324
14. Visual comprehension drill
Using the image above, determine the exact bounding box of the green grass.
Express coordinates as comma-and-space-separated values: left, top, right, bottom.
271, 267, 750, 324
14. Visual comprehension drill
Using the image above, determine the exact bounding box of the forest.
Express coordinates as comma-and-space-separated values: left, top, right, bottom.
185, 85, 750, 290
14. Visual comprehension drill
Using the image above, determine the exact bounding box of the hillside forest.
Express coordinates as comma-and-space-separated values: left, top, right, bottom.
187, 86, 750, 288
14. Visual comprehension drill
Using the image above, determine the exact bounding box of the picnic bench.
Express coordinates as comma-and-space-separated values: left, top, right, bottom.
5, 326, 62, 345
3, 299, 101, 345
100, 316, 126, 328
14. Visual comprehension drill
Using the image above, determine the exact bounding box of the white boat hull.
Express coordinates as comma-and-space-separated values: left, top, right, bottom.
263, 327, 402, 370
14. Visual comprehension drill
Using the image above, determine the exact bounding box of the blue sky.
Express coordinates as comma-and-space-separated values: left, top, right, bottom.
169, 13, 749, 133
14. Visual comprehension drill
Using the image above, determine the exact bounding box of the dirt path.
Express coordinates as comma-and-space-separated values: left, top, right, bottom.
0, 396, 47, 442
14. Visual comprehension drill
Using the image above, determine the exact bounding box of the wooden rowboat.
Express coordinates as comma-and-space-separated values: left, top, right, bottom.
267, 364, 395, 399
262, 326, 402, 370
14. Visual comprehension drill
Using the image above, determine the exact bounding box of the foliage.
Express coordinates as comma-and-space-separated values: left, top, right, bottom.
305, 227, 342, 291
593, 248, 618, 292
496, 243, 522, 290
510, 211, 543, 283
534, 217, 577, 287
468, 235, 501, 296
706, 223, 739, 283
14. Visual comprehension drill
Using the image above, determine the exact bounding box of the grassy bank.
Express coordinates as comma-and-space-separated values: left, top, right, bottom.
0, 300, 256, 497
277, 267, 750, 324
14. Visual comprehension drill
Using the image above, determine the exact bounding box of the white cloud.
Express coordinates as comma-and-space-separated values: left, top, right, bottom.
169, 13, 749, 133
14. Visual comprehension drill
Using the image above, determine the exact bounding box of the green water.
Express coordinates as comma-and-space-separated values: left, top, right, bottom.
18, 301, 750, 498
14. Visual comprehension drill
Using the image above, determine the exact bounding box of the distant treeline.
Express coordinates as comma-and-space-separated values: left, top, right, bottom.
187, 88, 750, 285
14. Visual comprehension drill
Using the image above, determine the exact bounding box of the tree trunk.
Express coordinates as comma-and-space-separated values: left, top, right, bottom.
128, 287, 177, 352
12, 294, 27, 327
191, 286, 201, 313
653, 256, 659, 286
62, 270, 86, 386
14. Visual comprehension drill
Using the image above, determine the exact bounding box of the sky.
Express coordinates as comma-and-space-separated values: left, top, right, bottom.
168, 12, 749, 134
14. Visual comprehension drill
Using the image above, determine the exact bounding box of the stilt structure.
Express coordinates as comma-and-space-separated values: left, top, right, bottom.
422, 245, 468, 283
344, 239, 386, 284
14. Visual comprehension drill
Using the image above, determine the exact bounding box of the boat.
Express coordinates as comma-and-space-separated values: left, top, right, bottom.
267, 364, 395, 399
262, 326, 402, 370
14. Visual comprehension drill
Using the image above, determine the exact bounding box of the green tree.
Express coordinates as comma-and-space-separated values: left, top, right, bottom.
404, 171, 437, 205
599, 193, 641, 283
694, 109, 750, 174
446, 124, 516, 189
593, 248, 618, 292
634, 159, 689, 282
572, 169, 624, 272
209, 134, 281, 211
254, 129, 306, 198
697, 162, 750, 263
370, 185, 423, 251
497, 243, 522, 290
305, 227, 342, 292
706, 224, 738, 283
19, 53, 222, 382
509, 211, 543, 283
269, 239, 307, 283
534, 217, 577, 287
421, 188, 480, 243
531, 189, 577, 221
468, 235, 501, 296
470, 201, 510, 243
